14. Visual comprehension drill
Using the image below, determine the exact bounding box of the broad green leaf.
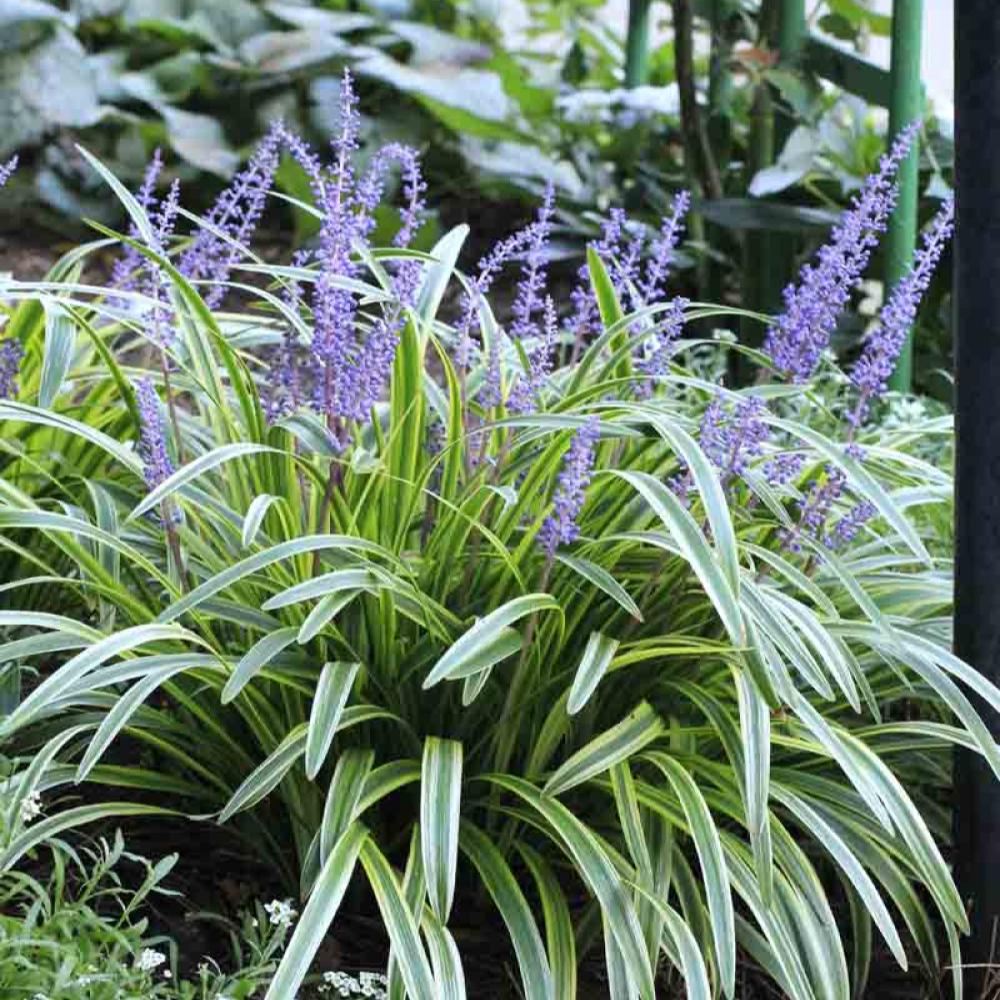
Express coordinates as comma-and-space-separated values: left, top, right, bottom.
420, 737, 463, 922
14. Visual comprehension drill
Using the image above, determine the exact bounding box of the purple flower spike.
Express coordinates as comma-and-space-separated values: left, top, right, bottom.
136, 378, 174, 490
762, 452, 804, 488
642, 190, 691, 303
0, 339, 23, 399
764, 123, 919, 382
510, 183, 555, 343
179, 126, 284, 308
0, 155, 17, 189
699, 393, 771, 485
111, 150, 165, 294
509, 296, 558, 414
848, 195, 954, 427
455, 226, 536, 372
538, 416, 601, 557
565, 208, 636, 349
635, 296, 687, 397
829, 500, 877, 548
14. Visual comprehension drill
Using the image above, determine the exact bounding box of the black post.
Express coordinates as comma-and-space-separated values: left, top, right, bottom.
954, 2, 1000, 992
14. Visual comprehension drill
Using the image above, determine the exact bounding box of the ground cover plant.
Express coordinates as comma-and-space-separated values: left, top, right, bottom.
0, 75, 977, 999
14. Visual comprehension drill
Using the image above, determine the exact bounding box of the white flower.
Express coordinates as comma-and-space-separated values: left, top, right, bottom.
264, 897, 298, 929
320, 970, 387, 999
135, 948, 167, 972
20, 791, 42, 824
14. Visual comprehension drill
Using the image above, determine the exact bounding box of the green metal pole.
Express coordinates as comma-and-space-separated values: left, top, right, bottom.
885, 0, 924, 392
625, 0, 653, 87
778, 0, 806, 62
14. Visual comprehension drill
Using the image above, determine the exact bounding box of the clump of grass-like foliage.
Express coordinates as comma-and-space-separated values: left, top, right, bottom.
0, 87, 976, 999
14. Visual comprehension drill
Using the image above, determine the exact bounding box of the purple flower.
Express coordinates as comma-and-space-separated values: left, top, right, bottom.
0, 155, 17, 189
566, 208, 637, 348
353, 141, 427, 309
305, 72, 428, 423
179, 122, 307, 309
764, 123, 919, 382
829, 500, 877, 548
264, 249, 311, 423
454, 226, 536, 372
111, 150, 164, 295
136, 378, 174, 490
0, 339, 23, 399
538, 416, 601, 556
635, 296, 687, 397
669, 470, 693, 508
641, 191, 691, 303
848, 195, 954, 427
699, 393, 771, 485
509, 295, 558, 414
510, 183, 556, 343
762, 452, 804, 488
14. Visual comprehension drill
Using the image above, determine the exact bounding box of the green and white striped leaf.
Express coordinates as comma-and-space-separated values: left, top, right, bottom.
129, 443, 280, 521
611, 471, 744, 645
306, 662, 360, 779
556, 555, 643, 621
567, 632, 620, 715
321, 749, 375, 862
242, 494, 279, 548
219, 725, 307, 822
423, 594, 558, 688
545, 702, 664, 797
222, 627, 299, 704
359, 839, 437, 1000
265, 822, 367, 1000
645, 753, 736, 998
420, 737, 463, 922
460, 822, 554, 1000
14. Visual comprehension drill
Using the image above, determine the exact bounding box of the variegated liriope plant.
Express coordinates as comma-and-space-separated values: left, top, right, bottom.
0, 90, 977, 1000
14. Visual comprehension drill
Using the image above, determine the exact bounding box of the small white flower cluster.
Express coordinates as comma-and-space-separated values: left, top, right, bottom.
135, 947, 167, 972
20, 791, 42, 824
264, 897, 298, 929
319, 970, 388, 998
